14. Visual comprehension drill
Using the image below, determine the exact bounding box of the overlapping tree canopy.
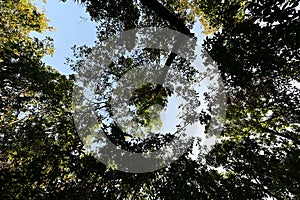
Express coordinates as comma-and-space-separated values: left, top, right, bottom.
0, 0, 299, 199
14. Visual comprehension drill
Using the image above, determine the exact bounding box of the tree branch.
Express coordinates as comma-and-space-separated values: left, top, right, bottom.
140, 0, 193, 36
139, 0, 195, 110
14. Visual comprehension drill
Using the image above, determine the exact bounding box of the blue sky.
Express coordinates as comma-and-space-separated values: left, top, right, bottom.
32, 0, 97, 74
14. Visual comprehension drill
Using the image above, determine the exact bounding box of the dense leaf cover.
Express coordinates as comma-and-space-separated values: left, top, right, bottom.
0, 0, 299, 199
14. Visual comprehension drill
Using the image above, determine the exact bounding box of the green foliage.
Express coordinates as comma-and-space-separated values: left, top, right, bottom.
130, 83, 172, 130
201, 0, 300, 198
1, 0, 299, 199
0, 0, 82, 198
67, 0, 300, 198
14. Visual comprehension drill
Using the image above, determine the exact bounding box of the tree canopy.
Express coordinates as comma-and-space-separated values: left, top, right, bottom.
0, 0, 299, 199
